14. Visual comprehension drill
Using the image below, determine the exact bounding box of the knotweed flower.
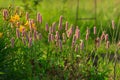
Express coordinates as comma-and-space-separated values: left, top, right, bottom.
28, 37, 32, 48
49, 26, 53, 33
55, 31, 59, 41
80, 40, 84, 50
45, 23, 49, 32
48, 33, 51, 42
62, 33, 66, 43
51, 34, 54, 42
85, 33, 89, 41
93, 26, 96, 35
3, 9, 8, 20
72, 41, 75, 48
75, 26, 80, 39
52, 22, 56, 32
58, 15, 63, 30
37, 12, 42, 24
72, 35, 76, 43
86, 27, 90, 35
112, 20, 115, 30
59, 40, 62, 51
16, 28, 20, 38
75, 44, 79, 52
95, 37, 100, 48
11, 37, 15, 48
106, 41, 110, 49
65, 21, 68, 31
26, 12, 29, 20
67, 25, 73, 38
105, 34, 109, 42
101, 31, 105, 41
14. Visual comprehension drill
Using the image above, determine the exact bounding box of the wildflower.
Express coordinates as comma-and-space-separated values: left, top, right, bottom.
48, 33, 51, 42
28, 37, 32, 48
52, 22, 56, 32
112, 20, 115, 30
16, 28, 20, 38
37, 12, 42, 24
72, 41, 75, 48
26, 12, 29, 20
85, 33, 89, 40
65, 21, 68, 31
95, 37, 100, 48
106, 41, 110, 49
62, 33, 66, 43
24, 21, 29, 26
86, 27, 90, 35
75, 44, 79, 52
80, 40, 84, 50
72, 35, 76, 43
3, 9, 8, 20
19, 25, 26, 32
66, 25, 73, 38
11, 37, 15, 48
93, 26, 96, 35
105, 34, 109, 42
51, 34, 54, 42
75, 26, 80, 39
59, 40, 62, 51
10, 14, 20, 23
0, 32, 3, 38
101, 31, 105, 41
49, 26, 53, 33
55, 31, 60, 41
58, 15, 63, 30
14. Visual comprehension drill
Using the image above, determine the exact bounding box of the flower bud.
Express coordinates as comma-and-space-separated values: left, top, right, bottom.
65, 21, 68, 31
62, 33, 66, 43
86, 27, 90, 35
112, 20, 115, 30
85, 33, 89, 40
59, 40, 62, 51
93, 26, 96, 35
48, 33, 51, 42
75, 26, 80, 39
80, 40, 84, 50
3, 9, 8, 20
55, 31, 59, 41
95, 37, 100, 48
101, 31, 105, 41
26, 12, 29, 20
52, 22, 56, 32
106, 41, 110, 49
58, 15, 63, 30
75, 44, 79, 52
105, 34, 109, 42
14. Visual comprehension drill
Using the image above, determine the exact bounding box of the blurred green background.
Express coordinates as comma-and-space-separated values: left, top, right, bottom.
0, 0, 120, 27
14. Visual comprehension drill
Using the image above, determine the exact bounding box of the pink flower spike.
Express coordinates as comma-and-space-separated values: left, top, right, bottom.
28, 37, 32, 48
45, 23, 49, 32
65, 21, 68, 31
94, 26, 96, 35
